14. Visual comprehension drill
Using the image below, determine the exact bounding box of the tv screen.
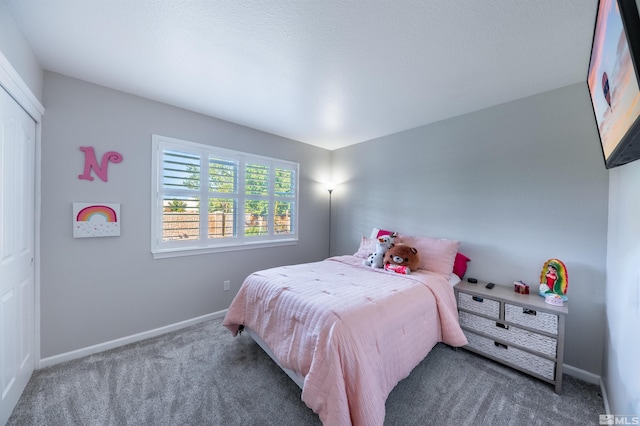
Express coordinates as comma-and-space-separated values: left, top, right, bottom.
587, 0, 640, 169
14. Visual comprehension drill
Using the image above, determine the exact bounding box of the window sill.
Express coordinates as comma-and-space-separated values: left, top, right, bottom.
152, 238, 298, 259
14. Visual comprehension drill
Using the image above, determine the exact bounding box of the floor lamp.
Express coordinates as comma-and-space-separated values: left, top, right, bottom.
327, 183, 334, 258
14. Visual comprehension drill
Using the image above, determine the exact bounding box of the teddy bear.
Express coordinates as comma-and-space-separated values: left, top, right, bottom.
363, 233, 396, 268
383, 243, 420, 274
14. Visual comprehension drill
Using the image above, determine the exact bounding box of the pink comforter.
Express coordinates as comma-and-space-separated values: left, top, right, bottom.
223, 255, 467, 425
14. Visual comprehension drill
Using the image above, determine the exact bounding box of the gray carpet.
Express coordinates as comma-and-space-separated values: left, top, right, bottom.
8, 318, 604, 425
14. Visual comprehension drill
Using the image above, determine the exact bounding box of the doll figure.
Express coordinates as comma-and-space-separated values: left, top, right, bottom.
539, 259, 568, 301
546, 264, 558, 290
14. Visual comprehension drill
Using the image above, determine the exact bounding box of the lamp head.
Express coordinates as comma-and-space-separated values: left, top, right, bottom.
327, 182, 335, 194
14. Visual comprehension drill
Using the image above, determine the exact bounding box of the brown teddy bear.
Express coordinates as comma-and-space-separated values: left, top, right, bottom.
383, 243, 420, 274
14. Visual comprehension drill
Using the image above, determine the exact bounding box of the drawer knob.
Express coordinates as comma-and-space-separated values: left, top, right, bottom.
523, 308, 537, 316
494, 342, 508, 349
472, 296, 484, 303
496, 322, 509, 330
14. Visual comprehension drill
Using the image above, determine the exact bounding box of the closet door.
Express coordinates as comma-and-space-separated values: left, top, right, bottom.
0, 84, 36, 425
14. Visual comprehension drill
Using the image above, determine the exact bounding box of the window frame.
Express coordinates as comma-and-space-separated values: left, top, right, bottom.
151, 135, 299, 259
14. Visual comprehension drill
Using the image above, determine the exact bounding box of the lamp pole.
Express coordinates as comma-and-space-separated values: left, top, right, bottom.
328, 188, 333, 258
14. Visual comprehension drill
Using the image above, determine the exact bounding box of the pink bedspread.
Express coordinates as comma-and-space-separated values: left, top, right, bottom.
223, 255, 467, 426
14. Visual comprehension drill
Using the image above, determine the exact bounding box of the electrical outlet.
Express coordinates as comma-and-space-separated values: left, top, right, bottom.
224, 280, 230, 291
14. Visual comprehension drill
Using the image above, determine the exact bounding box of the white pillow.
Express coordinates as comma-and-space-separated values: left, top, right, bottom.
449, 273, 461, 287
353, 236, 375, 259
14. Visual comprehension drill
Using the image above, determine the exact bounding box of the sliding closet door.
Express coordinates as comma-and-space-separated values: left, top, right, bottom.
0, 84, 36, 425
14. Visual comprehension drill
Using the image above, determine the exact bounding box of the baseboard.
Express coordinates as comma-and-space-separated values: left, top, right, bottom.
564, 363, 610, 413
39, 309, 228, 368
599, 377, 611, 414
563, 363, 600, 384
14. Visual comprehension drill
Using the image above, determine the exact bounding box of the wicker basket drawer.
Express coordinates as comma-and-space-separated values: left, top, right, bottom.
457, 292, 500, 318
464, 331, 555, 380
459, 311, 557, 358
505, 304, 558, 335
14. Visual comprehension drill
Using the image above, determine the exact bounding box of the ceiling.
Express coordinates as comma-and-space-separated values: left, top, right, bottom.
6, 0, 598, 150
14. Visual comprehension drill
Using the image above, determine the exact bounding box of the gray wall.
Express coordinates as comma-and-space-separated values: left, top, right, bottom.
40, 71, 331, 358
331, 83, 609, 375
604, 159, 640, 415
0, 0, 42, 101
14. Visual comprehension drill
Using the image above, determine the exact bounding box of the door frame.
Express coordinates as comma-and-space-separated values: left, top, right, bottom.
0, 50, 44, 368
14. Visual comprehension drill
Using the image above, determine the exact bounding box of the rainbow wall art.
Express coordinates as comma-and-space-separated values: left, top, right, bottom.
73, 202, 121, 238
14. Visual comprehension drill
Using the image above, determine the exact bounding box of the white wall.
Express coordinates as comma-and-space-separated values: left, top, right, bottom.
0, 0, 42, 101
604, 159, 640, 415
331, 83, 609, 375
39, 71, 331, 358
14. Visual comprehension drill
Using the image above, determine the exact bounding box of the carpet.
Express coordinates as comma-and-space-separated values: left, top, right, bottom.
8, 318, 604, 425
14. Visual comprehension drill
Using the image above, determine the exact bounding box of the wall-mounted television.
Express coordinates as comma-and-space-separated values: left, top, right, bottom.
587, 0, 640, 169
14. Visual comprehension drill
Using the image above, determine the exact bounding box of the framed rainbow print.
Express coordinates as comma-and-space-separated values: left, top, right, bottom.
73, 202, 121, 238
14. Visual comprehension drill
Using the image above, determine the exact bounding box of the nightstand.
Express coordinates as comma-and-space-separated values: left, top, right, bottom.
454, 280, 568, 393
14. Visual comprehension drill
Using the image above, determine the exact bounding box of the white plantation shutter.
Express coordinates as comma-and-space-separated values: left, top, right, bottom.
274, 166, 296, 235
208, 156, 239, 239
161, 149, 202, 241
151, 135, 299, 258
245, 162, 270, 236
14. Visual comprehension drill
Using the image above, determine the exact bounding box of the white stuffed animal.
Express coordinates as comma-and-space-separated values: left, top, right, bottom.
363, 233, 396, 268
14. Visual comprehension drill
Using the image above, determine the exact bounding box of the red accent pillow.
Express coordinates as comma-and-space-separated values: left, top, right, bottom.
453, 253, 470, 278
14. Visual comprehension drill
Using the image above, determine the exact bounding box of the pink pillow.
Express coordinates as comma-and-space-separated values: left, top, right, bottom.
453, 253, 470, 278
353, 236, 375, 259
397, 234, 460, 278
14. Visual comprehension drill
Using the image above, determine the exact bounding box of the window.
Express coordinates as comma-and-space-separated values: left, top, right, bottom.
151, 135, 298, 258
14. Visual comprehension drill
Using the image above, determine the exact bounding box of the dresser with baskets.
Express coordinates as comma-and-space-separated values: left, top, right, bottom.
454, 280, 568, 393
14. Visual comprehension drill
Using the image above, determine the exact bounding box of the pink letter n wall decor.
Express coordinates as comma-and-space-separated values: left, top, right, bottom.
78, 146, 123, 182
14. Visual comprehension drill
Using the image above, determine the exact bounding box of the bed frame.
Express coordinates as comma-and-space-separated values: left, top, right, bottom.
245, 327, 305, 389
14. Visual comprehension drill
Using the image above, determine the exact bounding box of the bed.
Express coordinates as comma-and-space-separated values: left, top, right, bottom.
223, 233, 468, 426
